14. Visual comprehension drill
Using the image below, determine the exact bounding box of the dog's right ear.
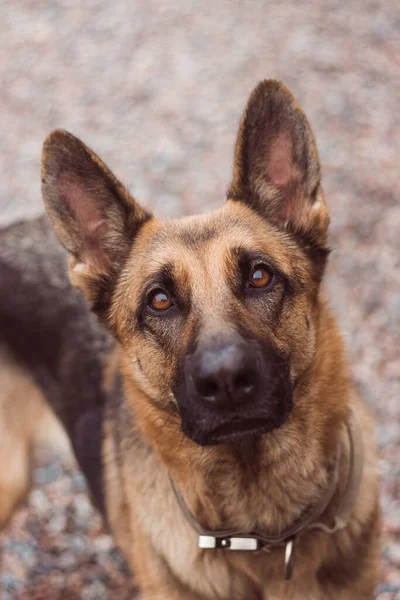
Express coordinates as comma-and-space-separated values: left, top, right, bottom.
42, 130, 152, 315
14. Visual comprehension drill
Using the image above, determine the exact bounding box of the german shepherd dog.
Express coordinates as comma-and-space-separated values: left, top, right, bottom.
0, 80, 381, 599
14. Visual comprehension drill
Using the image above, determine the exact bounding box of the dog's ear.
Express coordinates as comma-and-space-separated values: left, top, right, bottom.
42, 130, 151, 314
228, 80, 329, 245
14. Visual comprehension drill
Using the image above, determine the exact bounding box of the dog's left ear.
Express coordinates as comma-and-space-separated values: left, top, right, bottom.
229, 80, 329, 245
42, 130, 152, 315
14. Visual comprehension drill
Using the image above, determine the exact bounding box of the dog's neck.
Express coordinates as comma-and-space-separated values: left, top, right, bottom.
125, 387, 350, 537
168, 409, 363, 568
166, 415, 346, 535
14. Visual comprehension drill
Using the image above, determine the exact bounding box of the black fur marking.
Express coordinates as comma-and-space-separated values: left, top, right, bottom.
177, 224, 218, 247
74, 407, 106, 514
283, 221, 331, 283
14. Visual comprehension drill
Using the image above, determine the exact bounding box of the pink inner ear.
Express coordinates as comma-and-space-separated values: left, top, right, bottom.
59, 173, 105, 234
266, 132, 293, 187
58, 172, 110, 273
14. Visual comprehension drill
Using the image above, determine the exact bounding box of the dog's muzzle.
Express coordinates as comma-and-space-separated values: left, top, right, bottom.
173, 332, 292, 446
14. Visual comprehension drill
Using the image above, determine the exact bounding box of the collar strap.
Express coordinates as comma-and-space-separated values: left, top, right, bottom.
169, 408, 364, 580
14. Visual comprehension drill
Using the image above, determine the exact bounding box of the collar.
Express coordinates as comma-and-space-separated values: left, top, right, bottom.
169, 407, 364, 580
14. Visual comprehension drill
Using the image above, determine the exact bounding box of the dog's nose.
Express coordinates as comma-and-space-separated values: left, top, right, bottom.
189, 339, 258, 407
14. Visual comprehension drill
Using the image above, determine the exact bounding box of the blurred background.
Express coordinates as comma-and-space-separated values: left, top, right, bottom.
0, 1, 399, 598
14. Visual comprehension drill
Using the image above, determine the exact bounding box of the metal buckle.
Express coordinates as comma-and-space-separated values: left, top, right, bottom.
284, 537, 296, 580
198, 535, 261, 551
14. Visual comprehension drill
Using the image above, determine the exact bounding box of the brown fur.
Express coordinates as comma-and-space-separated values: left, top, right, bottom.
0, 80, 380, 598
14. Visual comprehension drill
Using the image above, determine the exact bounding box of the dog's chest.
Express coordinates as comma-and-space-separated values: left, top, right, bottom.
120, 440, 324, 600
121, 444, 258, 598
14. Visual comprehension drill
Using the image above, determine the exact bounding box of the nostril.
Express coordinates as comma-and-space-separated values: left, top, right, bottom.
197, 377, 219, 399
234, 370, 255, 394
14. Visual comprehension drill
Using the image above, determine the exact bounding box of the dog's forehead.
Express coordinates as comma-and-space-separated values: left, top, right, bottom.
133, 202, 299, 277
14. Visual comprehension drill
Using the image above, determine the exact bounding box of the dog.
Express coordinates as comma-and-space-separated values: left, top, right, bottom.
0, 80, 381, 599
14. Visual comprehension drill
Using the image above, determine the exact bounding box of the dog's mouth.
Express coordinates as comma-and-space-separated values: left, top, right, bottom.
199, 417, 279, 446
180, 410, 288, 447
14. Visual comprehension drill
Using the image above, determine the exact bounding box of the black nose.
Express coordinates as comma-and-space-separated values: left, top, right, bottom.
189, 336, 258, 407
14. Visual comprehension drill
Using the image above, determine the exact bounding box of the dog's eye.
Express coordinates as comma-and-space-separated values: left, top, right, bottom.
248, 265, 272, 288
149, 289, 173, 312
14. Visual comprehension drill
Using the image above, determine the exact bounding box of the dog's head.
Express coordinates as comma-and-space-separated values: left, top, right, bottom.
42, 80, 331, 448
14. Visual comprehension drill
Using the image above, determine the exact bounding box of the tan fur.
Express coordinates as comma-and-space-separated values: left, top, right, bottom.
0, 346, 69, 529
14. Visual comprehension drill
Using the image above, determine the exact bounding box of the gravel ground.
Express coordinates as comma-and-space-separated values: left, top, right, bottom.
0, 0, 399, 597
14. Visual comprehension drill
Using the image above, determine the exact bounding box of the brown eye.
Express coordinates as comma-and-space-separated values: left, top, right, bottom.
149, 289, 173, 312
249, 265, 272, 288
